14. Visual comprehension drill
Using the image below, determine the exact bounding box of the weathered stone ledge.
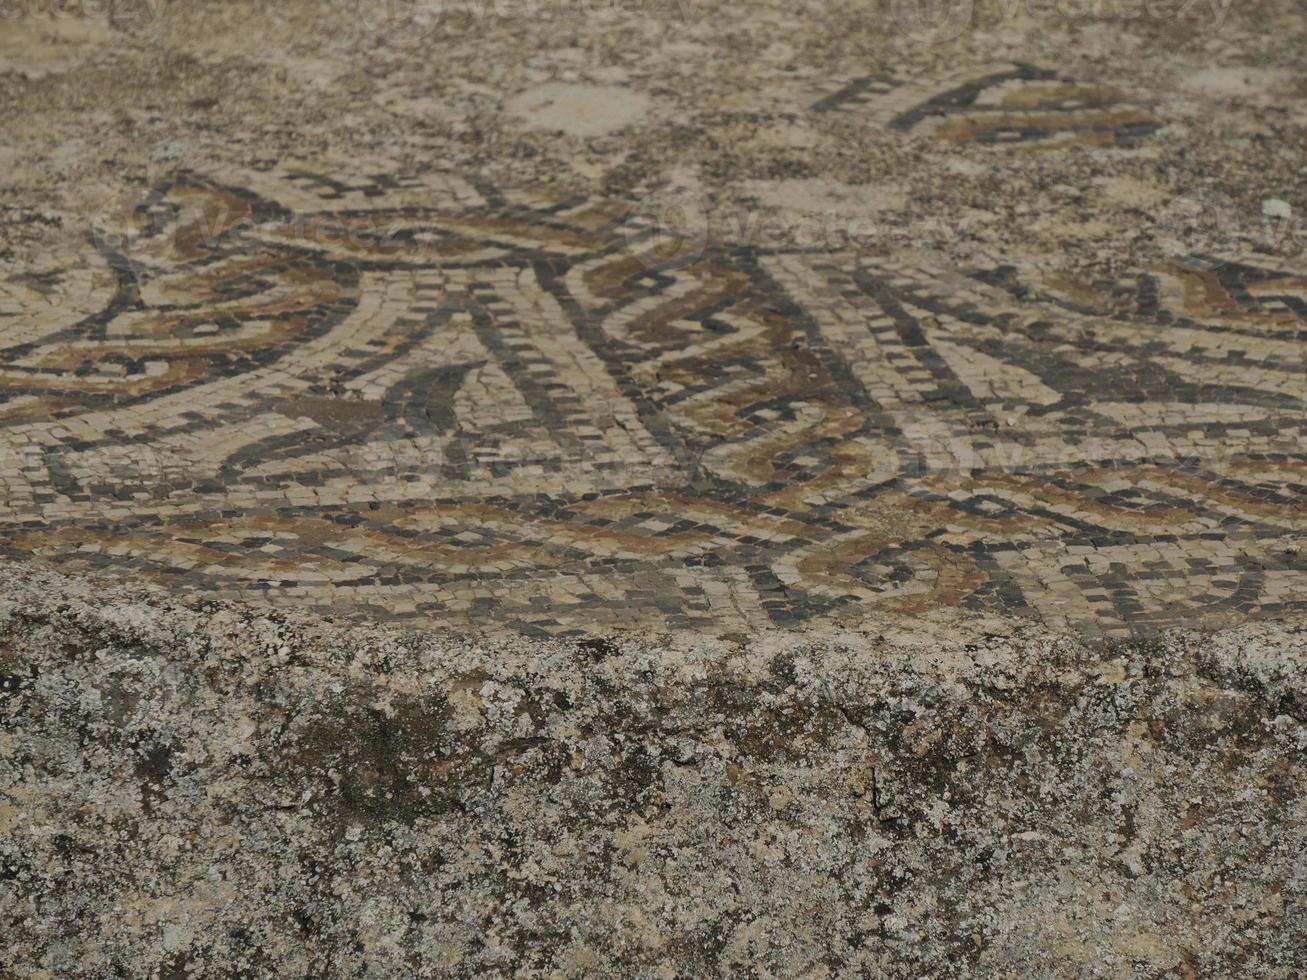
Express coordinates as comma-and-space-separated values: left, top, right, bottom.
1, 565, 1303, 976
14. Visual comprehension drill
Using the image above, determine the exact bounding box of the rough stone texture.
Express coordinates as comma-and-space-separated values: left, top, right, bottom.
1, 565, 1304, 976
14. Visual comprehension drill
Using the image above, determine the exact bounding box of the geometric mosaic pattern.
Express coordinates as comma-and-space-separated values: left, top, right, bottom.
813, 61, 1160, 148
0, 168, 1303, 640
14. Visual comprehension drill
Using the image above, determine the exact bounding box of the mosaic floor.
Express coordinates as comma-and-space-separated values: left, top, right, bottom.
2, 150, 1303, 641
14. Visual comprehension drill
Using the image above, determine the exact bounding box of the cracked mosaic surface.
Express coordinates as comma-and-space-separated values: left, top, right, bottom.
2, 161, 1302, 640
